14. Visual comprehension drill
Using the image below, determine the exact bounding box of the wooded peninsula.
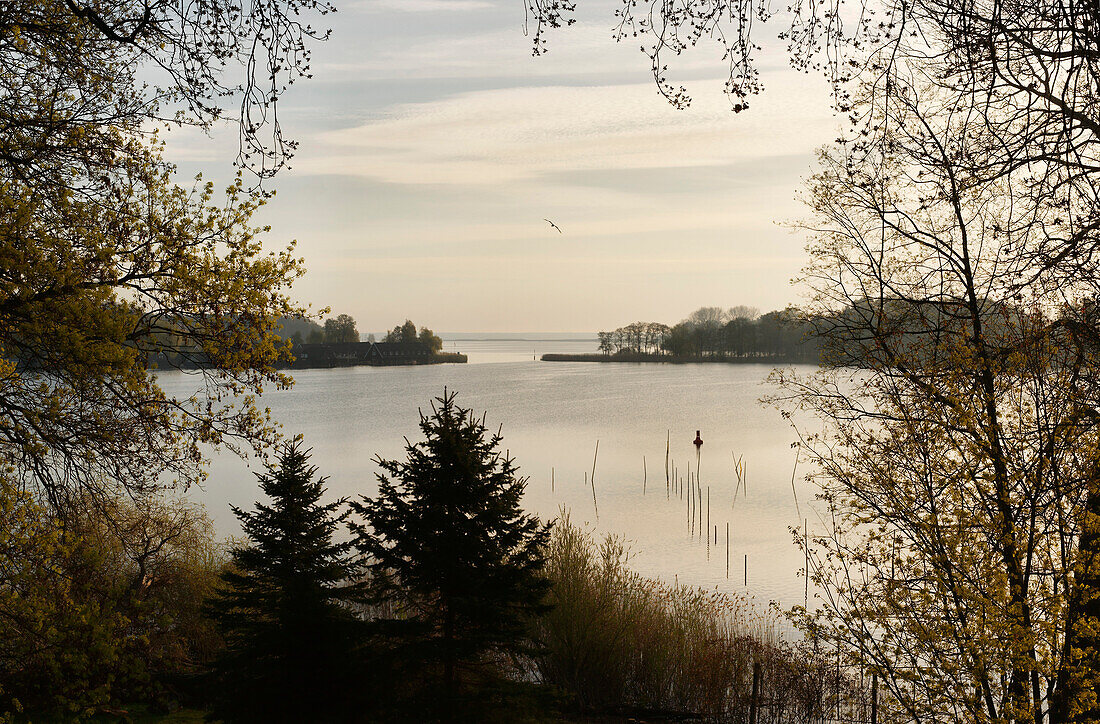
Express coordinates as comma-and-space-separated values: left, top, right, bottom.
544, 306, 819, 363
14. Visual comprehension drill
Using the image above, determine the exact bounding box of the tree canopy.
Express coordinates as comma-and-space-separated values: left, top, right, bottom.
0, 475, 225, 718
384, 319, 419, 344
324, 313, 360, 344
768, 20, 1100, 722
3, 0, 334, 181
597, 308, 814, 360
1, 147, 306, 509
384, 319, 443, 353
0, 0, 333, 509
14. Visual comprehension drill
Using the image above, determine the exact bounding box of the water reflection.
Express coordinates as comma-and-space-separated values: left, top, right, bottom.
158, 351, 820, 610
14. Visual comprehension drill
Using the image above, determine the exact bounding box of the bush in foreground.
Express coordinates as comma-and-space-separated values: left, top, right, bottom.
0, 476, 226, 720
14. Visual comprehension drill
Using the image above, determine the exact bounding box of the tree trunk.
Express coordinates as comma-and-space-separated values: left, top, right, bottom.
1052, 474, 1100, 723
443, 602, 456, 719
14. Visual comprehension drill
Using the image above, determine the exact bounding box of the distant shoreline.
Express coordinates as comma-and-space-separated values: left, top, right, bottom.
288, 351, 468, 370
436, 335, 598, 343
541, 352, 817, 364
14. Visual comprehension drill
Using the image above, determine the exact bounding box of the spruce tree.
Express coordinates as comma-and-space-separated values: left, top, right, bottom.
350, 390, 552, 719
206, 441, 361, 723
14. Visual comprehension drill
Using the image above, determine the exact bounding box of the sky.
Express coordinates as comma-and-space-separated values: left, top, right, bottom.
165, 0, 839, 333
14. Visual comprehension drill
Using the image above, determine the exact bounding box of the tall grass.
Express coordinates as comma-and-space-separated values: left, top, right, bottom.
532, 515, 844, 722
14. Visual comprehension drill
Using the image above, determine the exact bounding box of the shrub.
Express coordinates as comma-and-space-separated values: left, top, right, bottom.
0, 479, 226, 720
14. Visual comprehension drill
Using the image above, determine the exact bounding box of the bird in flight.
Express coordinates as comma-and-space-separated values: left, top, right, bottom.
544, 218, 562, 234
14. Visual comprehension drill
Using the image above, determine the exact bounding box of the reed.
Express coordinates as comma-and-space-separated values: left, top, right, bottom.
732, 452, 745, 508
533, 515, 841, 722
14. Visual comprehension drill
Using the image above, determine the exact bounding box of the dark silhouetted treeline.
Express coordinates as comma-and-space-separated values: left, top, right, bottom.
591, 300, 1063, 368
594, 306, 820, 362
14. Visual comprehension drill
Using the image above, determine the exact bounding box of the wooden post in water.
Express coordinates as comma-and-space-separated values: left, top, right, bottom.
689, 472, 694, 535
590, 440, 600, 520
698, 477, 703, 538
744, 554, 748, 586
725, 523, 730, 578
665, 431, 670, 499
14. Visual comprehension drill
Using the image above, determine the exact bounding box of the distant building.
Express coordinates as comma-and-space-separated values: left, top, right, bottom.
366, 342, 431, 364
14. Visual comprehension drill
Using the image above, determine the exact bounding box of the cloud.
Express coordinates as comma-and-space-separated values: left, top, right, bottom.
314, 20, 765, 82
344, 0, 496, 12
316, 25, 600, 80
296, 77, 835, 185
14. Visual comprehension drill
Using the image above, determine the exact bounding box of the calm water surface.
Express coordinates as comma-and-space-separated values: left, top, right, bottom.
159, 338, 820, 611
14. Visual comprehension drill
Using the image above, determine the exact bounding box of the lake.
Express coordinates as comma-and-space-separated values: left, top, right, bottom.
158, 336, 819, 612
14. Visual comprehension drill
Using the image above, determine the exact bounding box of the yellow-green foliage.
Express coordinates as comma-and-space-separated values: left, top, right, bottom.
0, 478, 227, 721
0, 137, 308, 505
0, 475, 121, 719
784, 61, 1100, 722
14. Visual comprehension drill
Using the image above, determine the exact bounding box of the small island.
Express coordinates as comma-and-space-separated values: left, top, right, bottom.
144, 315, 467, 369
288, 340, 466, 368
283, 316, 466, 369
